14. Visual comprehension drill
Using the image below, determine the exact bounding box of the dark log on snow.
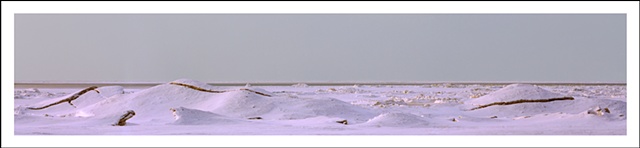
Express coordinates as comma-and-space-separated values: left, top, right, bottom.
336, 120, 348, 125
27, 86, 100, 110
170, 82, 271, 97
169, 82, 227, 93
113, 110, 136, 126
469, 97, 574, 110
239, 88, 272, 97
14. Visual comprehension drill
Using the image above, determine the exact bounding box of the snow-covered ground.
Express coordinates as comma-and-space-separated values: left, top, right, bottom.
14, 79, 626, 135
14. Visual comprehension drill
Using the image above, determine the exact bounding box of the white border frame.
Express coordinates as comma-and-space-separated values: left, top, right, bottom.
2, 1, 638, 147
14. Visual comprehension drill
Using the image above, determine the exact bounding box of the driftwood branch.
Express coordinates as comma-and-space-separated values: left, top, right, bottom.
27, 86, 100, 110
169, 82, 227, 93
469, 97, 574, 110
336, 120, 348, 125
113, 110, 136, 126
239, 88, 272, 97
170, 82, 271, 97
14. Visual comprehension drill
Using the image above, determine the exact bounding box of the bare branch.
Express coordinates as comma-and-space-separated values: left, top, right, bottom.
27, 86, 100, 110
469, 97, 574, 110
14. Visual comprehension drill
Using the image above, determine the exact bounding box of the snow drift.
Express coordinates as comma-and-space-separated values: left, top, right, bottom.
15, 86, 124, 117
169, 107, 242, 125
466, 84, 569, 105
361, 112, 429, 127
465, 84, 626, 118
18, 79, 379, 126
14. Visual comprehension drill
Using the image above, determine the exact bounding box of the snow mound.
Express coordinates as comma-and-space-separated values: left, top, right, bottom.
12, 78, 378, 127
201, 92, 376, 123
362, 113, 428, 127
95, 86, 125, 98
466, 84, 568, 106
275, 97, 378, 123
203, 91, 277, 118
463, 84, 627, 118
76, 79, 375, 125
170, 107, 239, 125
79, 82, 224, 123
467, 97, 626, 118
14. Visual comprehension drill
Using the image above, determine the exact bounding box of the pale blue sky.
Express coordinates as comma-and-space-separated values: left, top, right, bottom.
14, 14, 626, 83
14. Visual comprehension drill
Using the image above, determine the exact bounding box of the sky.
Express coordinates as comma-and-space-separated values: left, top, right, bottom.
14, 14, 626, 83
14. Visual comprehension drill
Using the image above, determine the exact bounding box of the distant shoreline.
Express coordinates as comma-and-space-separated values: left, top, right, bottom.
14, 82, 626, 88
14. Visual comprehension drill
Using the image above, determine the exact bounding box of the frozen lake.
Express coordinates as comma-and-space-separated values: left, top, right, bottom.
14, 79, 626, 135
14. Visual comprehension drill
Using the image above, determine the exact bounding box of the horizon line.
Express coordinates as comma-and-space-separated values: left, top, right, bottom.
14, 81, 627, 87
